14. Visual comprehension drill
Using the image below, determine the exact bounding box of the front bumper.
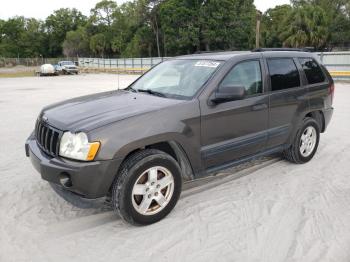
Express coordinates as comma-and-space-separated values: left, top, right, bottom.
63, 68, 78, 74
25, 134, 122, 199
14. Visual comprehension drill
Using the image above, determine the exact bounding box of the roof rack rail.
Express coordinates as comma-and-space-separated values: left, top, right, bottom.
194, 51, 214, 54
252, 48, 312, 52
193, 50, 229, 54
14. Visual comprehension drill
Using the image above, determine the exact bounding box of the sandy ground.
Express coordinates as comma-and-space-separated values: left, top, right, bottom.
0, 66, 38, 73
0, 74, 349, 262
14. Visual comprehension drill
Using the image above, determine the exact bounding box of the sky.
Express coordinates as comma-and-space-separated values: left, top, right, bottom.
0, 0, 290, 20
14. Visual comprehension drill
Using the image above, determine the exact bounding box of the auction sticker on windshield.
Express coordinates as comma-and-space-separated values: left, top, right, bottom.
194, 61, 220, 68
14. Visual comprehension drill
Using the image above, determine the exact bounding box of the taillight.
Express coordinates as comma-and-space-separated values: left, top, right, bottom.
329, 83, 335, 104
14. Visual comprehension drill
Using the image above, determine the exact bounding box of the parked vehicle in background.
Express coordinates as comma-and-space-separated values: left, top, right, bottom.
39, 64, 56, 76
58, 61, 79, 74
52, 64, 63, 75
26, 49, 334, 225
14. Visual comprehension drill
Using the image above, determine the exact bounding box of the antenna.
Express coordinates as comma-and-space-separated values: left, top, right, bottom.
117, 68, 120, 90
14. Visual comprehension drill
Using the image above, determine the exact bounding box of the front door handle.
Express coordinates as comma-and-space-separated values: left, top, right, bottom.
252, 103, 268, 111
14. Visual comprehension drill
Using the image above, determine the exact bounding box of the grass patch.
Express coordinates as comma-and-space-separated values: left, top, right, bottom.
0, 71, 35, 78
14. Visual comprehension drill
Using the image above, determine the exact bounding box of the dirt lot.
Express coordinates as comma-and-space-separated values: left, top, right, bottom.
0, 66, 38, 78
0, 74, 349, 262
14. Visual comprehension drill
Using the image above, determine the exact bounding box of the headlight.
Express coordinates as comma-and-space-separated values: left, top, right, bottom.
59, 132, 100, 161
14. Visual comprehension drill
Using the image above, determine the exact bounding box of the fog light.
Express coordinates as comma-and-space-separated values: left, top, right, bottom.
59, 172, 72, 188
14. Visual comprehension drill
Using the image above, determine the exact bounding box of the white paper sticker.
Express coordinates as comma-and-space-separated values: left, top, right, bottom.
194, 61, 220, 68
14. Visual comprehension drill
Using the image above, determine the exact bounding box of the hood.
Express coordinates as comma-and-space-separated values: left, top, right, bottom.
41, 90, 183, 132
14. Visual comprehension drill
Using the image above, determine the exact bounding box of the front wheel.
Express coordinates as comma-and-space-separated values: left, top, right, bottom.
283, 117, 320, 164
111, 149, 182, 225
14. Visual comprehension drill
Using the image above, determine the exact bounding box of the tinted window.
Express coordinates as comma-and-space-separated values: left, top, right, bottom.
299, 58, 325, 84
267, 59, 300, 91
221, 60, 262, 96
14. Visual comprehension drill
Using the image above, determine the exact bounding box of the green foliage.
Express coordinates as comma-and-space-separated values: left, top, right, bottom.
1, 0, 350, 58
45, 8, 87, 57
159, 0, 256, 55
0, 16, 46, 57
200, 0, 256, 51
261, 5, 293, 47
122, 25, 154, 57
331, 13, 350, 47
280, 4, 329, 48
90, 33, 107, 56
90, 0, 118, 27
159, 0, 200, 55
63, 27, 90, 57
264, 0, 350, 48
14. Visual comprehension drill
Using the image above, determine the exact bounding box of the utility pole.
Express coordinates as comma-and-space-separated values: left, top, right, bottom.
256, 10, 262, 49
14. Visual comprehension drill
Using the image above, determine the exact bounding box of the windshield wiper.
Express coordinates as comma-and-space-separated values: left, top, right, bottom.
137, 89, 167, 98
127, 86, 137, 92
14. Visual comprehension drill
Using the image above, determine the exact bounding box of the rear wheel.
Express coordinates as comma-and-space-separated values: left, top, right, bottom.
111, 149, 182, 225
283, 117, 320, 164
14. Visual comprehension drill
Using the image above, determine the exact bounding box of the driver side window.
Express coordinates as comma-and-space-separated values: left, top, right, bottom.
220, 60, 263, 96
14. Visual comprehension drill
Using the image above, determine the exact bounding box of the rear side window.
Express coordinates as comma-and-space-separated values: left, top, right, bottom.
221, 60, 262, 96
267, 58, 300, 91
299, 58, 325, 84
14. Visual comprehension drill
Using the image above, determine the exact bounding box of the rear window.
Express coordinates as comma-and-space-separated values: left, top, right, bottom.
267, 58, 300, 91
299, 58, 325, 84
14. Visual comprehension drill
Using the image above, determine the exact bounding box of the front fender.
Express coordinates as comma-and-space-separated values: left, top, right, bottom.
88, 100, 203, 174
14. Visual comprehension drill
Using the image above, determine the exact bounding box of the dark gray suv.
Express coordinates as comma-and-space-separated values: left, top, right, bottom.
25, 50, 334, 225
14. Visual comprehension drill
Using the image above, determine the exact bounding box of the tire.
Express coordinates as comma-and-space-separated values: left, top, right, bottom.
111, 149, 182, 225
283, 117, 320, 164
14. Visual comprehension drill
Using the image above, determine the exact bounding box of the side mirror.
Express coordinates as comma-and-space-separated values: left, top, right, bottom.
210, 85, 246, 104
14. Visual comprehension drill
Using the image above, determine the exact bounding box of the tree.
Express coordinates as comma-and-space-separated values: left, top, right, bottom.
110, 0, 158, 57
291, 0, 350, 48
280, 4, 329, 49
160, 0, 202, 55
160, 0, 256, 55
330, 13, 350, 48
0, 16, 46, 57
88, 0, 120, 57
62, 27, 90, 57
146, 0, 164, 57
200, 0, 256, 51
1, 0, 350, 58
45, 8, 87, 57
0, 16, 26, 57
90, 0, 118, 27
122, 25, 154, 57
21, 18, 46, 57
261, 5, 293, 47
90, 33, 107, 57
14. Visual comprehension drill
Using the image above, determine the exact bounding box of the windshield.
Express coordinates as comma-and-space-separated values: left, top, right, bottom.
131, 59, 222, 99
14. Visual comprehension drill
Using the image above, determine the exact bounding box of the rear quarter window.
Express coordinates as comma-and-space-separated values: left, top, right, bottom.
299, 58, 326, 84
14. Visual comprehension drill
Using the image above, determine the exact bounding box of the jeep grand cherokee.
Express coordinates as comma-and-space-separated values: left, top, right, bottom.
25, 49, 334, 225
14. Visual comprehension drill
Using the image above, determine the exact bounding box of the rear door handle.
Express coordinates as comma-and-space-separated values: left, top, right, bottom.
252, 103, 268, 111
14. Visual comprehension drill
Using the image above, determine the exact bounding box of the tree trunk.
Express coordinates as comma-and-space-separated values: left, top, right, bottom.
155, 19, 161, 57
163, 33, 167, 57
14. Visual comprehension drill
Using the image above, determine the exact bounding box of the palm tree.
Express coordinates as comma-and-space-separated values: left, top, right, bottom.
280, 4, 329, 49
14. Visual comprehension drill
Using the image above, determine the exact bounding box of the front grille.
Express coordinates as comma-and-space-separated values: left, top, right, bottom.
35, 119, 63, 157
